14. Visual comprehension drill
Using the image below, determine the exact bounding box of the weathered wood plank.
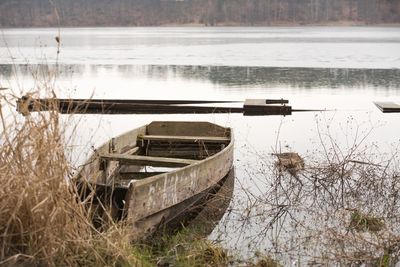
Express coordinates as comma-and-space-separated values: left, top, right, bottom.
146, 150, 219, 159
147, 121, 230, 137
121, 146, 140, 155
147, 144, 222, 150
118, 172, 166, 179
374, 101, 400, 113
138, 135, 230, 143
100, 153, 197, 167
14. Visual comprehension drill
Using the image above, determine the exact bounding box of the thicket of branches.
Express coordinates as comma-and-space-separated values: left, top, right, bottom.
223, 116, 400, 265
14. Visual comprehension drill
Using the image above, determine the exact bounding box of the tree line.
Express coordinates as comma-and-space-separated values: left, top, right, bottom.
0, 0, 399, 27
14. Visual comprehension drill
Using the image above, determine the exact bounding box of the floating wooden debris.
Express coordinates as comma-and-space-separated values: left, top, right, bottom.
274, 152, 304, 174
374, 101, 400, 113
349, 210, 385, 233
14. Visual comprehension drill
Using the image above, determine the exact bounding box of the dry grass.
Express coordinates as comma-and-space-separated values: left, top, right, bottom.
0, 96, 139, 266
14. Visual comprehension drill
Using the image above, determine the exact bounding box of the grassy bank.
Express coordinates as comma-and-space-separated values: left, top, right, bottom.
131, 226, 280, 267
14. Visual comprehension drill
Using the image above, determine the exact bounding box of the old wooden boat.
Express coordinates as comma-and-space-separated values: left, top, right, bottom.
75, 121, 233, 239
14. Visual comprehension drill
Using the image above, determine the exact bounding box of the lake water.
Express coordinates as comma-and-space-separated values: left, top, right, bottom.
1, 27, 400, 265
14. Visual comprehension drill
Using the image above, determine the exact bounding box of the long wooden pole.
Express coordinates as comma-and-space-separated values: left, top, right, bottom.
16, 97, 297, 116
19, 97, 242, 105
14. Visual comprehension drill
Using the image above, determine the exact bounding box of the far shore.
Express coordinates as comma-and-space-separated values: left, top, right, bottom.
1, 22, 400, 29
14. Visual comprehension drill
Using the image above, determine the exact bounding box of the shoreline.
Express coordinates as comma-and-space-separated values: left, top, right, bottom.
1, 22, 400, 29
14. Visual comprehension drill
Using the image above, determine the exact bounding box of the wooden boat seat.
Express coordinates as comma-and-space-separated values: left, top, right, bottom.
100, 153, 198, 167
118, 171, 166, 178
137, 135, 230, 143
115, 172, 167, 189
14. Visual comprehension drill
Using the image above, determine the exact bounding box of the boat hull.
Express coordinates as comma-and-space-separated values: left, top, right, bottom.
76, 121, 234, 239
136, 168, 235, 238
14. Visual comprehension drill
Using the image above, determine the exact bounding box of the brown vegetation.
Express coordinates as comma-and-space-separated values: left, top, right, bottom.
0, 96, 138, 266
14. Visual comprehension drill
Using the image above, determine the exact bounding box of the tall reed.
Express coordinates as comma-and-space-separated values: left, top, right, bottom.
0, 96, 138, 266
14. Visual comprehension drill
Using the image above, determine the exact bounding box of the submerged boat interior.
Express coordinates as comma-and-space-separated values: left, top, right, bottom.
110, 133, 231, 188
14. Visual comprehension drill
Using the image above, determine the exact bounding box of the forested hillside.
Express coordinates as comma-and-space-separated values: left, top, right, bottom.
0, 0, 399, 27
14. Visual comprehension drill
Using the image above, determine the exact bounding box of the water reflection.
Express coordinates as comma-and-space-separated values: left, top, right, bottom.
149, 168, 235, 238
187, 168, 235, 237
2, 64, 400, 92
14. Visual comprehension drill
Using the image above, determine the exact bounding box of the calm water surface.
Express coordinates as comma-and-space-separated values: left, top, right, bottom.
1, 27, 400, 264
